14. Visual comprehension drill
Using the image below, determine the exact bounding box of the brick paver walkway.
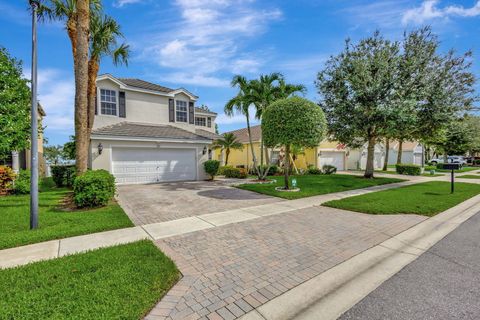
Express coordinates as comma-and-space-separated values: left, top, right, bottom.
147, 206, 426, 320
118, 181, 281, 225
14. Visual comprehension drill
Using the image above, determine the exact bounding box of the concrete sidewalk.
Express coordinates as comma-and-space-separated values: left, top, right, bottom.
0, 179, 424, 269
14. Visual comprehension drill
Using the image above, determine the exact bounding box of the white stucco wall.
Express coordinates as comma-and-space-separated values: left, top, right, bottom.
90, 138, 211, 181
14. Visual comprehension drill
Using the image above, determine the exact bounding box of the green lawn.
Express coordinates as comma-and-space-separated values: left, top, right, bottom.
458, 175, 480, 179
237, 174, 404, 200
436, 166, 478, 173
0, 240, 179, 319
324, 181, 480, 217
0, 186, 133, 250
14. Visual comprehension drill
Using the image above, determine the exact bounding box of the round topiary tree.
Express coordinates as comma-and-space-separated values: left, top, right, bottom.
262, 97, 327, 190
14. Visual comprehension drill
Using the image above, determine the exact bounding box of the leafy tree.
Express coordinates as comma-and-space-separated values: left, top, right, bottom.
262, 97, 326, 189
0, 47, 30, 157
87, 13, 129, 133
465, 115, 480, 155
44, 145, 63, 165
316, 32, 399, 178
432, 119, 474, 157
62, 136, 76, 160
212, 133, 243, 166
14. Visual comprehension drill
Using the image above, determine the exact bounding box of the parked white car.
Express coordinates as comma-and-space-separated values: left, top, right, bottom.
430, 156, 467, 165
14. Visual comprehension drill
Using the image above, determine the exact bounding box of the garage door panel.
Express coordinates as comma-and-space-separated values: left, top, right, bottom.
319, 151, 345, 171
112, 147, 196, 184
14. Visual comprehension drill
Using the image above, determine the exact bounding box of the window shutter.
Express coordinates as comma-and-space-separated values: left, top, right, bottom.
189, 102, 194, 124
207, 117, 212, 128
119, 91, 126, 118
169, 99, 175, 122
95, 86, 98, 115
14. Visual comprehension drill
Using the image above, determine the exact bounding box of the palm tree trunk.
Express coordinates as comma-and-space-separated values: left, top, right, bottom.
260, 139, 264, 166
246, 115, 258, 177
265, 147, 270, 165
87, 59, 99, 134
397, 140, 403, 164
225, 149, 230, 166
382, 139, 390, 171
74, 0, 90, 174
67, 17, 77, 62
364, 136, 375, 178
284, 144, 290, 189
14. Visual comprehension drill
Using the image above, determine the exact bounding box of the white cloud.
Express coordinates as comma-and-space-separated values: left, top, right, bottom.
138, 0, 282, 87
24, 68, 75, 137
113, 0, 145, 8
402, 0, 480, 25
216, 105, 258, 125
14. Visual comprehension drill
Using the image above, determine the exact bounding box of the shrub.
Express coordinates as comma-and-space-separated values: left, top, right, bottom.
218, 166, 232, 176
307, 165, 322, 175
253, 165, 279, 176
203, 160, 220, 180
73, 170, 116, 208
395, 164, 421, 176
51, 165, 76, 187
322, 165, 337, 175
12, 170, 30, 195
475, 159, 480, 165
0, 166, 16, 194
222, 167, 248, 179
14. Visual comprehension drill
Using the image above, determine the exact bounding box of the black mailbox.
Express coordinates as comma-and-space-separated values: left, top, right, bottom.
442, 163, 461, 170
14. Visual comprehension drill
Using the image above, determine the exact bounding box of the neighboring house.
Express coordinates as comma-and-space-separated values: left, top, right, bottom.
218, 125, 422, 171
216, 125, 348, 171
6, 103, 47, 175
90, 74, 220, 184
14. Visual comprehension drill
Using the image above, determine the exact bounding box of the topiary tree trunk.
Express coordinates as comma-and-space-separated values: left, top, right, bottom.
383, 139, 390, 171
284, 144, 290, 189
364, 136, 375, 178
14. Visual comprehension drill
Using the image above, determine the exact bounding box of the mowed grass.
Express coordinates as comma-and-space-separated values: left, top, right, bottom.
458, 175, 480, 179
436, 166, 478, 173
0, 186, 133, 250
237, 174, 404, 200
324, 181, 480, 217
0, 240, 180, 319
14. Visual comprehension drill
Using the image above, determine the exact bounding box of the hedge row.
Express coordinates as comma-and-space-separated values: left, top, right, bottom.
395, 164, 422, 176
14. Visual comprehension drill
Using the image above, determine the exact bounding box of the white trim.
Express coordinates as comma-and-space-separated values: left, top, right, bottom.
91, 134, 212, 144
97, 74, 198, 101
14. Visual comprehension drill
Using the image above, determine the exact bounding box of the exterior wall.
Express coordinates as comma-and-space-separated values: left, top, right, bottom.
90, 138, 211, 181
195, 111, 217, 133
94, 78, 216, 133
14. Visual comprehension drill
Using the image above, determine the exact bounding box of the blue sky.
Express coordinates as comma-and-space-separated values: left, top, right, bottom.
0, 0, 479, 145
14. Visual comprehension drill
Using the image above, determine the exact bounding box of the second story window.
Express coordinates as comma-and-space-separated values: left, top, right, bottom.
195, 117, 206, 126
100, 89, 117, 116
176, 100, 188, 122
207, 117, 212, 128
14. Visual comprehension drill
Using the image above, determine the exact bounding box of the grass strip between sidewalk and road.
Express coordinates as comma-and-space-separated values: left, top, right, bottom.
0, 240, 179, 319
0, 186, 133, 250
323, 181, 480, 217
237, 174, 404, 200
457, 175, 480, 179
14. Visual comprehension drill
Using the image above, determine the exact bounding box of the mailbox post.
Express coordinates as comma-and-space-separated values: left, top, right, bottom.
442, 163, 461, 193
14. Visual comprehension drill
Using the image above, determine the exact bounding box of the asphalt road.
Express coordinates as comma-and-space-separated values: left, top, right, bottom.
340, 211, 480, 320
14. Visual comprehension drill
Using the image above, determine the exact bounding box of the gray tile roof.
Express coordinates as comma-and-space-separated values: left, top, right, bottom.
92, 122, 213, 141
195, 129, 222, 140
117, 78, 174, 93
224, 124, 262, 143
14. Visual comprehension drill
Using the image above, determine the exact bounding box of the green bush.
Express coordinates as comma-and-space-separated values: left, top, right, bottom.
203, 160, 220, 180
73, 170, 116, 208
51, 165, 76, 187
0, 166, 16, 194
395, 164, 422, 176
255, 165, 279, 176
307, 165, 322, 175
322, 165, 337, 175
218, 166, 232, 176
474, 159, 480, 165
12, 170, 30, 194
222, 167, 248, 179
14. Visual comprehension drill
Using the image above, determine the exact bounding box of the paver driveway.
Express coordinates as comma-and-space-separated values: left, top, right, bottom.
117, 181, 281, 225
147, 205, 426, 320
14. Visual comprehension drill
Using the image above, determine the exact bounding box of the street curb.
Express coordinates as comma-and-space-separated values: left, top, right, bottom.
239, 194, 480, 320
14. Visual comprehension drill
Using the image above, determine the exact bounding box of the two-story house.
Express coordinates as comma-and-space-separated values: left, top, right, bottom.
90, 74, 220, 184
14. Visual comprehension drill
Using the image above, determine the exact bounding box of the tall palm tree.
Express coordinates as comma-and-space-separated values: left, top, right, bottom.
74, 0, 90, 173
212, 133, 243, 166
38, 0, 101, 173
225, 75, 259, 174
87, 14, 129, 132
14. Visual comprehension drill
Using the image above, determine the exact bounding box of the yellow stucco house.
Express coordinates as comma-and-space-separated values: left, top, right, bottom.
215, 125, 350, 171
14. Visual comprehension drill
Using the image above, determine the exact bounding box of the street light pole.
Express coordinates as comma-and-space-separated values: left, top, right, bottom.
30, 0, 39, 229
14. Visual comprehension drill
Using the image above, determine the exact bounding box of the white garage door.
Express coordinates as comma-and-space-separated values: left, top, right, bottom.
112, 147, 196, 184
319, 151, 345, 171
